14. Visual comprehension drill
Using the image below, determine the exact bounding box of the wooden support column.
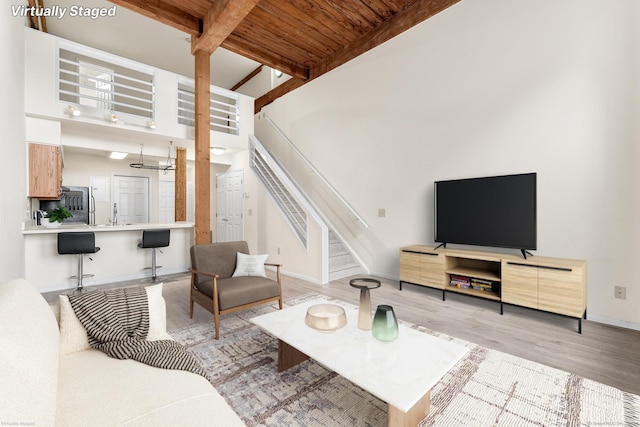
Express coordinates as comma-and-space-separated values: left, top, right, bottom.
175, 147, 187, 222
194, 49, 211, 244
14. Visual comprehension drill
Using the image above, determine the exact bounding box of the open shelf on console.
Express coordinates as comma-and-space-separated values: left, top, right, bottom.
446, 266, 500, 282
446, 284, 501, 301
445, 255, 502, 300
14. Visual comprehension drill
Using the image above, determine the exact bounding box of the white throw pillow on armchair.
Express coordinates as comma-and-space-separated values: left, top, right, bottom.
232, 252, 269, 278
58, 283, 169, 356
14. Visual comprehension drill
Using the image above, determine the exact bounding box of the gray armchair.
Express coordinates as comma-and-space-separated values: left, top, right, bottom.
189, 241, 283, 339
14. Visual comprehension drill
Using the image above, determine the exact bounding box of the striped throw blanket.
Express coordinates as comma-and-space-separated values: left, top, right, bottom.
68, 287, 208, 379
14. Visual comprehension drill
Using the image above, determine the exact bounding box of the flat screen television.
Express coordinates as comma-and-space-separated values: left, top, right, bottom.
434, 173, 537, 257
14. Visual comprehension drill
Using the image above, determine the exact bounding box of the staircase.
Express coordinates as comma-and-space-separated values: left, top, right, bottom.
250, 136, 363, 281
250, 143, 307, 247
328, 230, 362, 280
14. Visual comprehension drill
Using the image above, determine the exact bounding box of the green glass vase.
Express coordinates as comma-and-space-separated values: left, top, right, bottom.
371, 305, 399, 342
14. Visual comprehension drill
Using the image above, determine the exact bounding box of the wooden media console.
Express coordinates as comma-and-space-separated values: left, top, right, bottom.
399, 246, 587, 333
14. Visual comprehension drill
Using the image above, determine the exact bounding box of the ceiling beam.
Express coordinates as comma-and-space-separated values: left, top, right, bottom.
108, 0, 200, 35
254, 78, 305, 114
254, 0, 462, 112
230, 64, 263, 91
222, 35, 309, 81
191, 0, 261, 54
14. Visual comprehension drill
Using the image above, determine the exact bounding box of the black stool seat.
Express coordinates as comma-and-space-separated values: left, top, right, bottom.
138, 229, 170, 280
58, 232, 101, 255
57, 232, 100, 292
138, 229, 170, 249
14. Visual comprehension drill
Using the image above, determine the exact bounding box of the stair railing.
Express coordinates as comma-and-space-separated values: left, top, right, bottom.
261, 114, 368, 229
254, 114, 376, 276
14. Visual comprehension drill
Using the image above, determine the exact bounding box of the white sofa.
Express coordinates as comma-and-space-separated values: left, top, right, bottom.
0, 279, 245, 426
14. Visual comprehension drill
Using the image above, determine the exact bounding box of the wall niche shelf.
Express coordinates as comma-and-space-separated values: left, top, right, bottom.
399, 246, 587, 333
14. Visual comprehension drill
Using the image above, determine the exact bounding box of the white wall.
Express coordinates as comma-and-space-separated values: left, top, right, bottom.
254, 0, 639, 328
0, 11, 27, 282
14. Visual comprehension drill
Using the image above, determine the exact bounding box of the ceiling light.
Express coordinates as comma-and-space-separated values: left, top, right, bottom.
109, 152, 128, 160
67, 106, 81, 117
274, 70, 283, 78
210, 146, 226, 155
147, 120, 156, 129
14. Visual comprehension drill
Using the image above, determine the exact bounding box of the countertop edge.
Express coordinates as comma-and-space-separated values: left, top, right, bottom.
22, 222, 194, 235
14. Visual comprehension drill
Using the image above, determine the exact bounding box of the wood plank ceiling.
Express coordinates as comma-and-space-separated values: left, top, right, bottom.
108, 0, 462, 112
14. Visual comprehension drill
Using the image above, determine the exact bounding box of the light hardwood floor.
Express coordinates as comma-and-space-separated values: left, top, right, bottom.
46, 271, 640, 396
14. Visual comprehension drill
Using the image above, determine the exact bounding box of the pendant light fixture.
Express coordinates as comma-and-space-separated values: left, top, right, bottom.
130, 141, 176, 172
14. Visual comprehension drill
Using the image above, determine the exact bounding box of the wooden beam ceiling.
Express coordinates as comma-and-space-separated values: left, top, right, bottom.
109, 0, 463, 109
191, 0, 261, 54
108, 0, 200, 35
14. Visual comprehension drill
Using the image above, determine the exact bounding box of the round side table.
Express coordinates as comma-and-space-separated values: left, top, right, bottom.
349, 278, 381, 330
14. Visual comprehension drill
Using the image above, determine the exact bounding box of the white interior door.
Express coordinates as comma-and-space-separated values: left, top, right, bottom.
158, 180, 175, 223
112, 175, 149, 224
216, 170, 243, 242
187, 181, 195, 222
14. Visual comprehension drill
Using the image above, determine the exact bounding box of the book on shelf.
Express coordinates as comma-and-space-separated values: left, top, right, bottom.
450, 274, 471, 288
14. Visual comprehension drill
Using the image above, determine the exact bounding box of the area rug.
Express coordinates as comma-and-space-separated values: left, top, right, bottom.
170, 294, 639, 426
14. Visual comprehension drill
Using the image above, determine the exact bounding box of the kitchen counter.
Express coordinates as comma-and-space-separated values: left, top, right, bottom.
22, 221, 194, 234
23, 222, 195, 292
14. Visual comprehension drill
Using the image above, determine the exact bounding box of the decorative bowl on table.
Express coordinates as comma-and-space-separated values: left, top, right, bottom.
305, 304, 347, 332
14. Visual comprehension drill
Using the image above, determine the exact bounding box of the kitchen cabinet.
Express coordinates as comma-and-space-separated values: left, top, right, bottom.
29, 143, 62, 199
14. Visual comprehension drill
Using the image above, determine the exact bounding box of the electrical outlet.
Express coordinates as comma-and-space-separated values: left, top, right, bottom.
614, 286, 626, 300
277, 247, 281, 255
378, 208, 386, 218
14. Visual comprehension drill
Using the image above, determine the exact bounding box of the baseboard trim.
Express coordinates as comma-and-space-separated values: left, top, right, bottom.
268, 267, 323, 286
369, 271, 399, 282
38, 267, 189, 293
587, 315, 640, 332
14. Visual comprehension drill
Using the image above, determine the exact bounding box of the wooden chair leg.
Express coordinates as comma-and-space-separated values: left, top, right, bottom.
189, 274, 195, 318
214, 310, 220, 340
212, 278, 220, 340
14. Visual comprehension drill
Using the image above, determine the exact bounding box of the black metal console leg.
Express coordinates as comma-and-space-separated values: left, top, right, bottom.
399, 281, 403, 291
442, 290, 445, 301
500, 302, 503, 315
578, 318, 582, 334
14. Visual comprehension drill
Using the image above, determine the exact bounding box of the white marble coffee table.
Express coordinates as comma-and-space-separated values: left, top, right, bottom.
251, 298, 469, 427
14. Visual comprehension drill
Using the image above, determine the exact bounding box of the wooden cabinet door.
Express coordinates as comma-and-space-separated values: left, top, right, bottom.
501, 261, 538, 309
420, 252, 445, 289
29, 143, 61, 199
399, 251, 422, 285
538, 265, 585, 318
399, 250, 445, 289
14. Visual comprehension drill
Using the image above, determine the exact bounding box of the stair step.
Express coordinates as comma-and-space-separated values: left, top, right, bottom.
329, 265, 364, 281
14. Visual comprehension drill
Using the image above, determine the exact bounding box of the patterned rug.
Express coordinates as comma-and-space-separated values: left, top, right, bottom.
170, 294, 639, 426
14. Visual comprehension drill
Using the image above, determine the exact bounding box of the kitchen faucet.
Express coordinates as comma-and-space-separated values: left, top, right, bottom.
112, 203, 118, 226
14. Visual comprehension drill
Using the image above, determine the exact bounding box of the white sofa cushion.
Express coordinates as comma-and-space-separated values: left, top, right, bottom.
59, 283, 171, 355
57, 350, 245, 426
0, 279, 60, 425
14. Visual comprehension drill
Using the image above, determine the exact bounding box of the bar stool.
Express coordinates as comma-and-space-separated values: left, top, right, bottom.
57, 232, 100, 293
138, 229, 170, 280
